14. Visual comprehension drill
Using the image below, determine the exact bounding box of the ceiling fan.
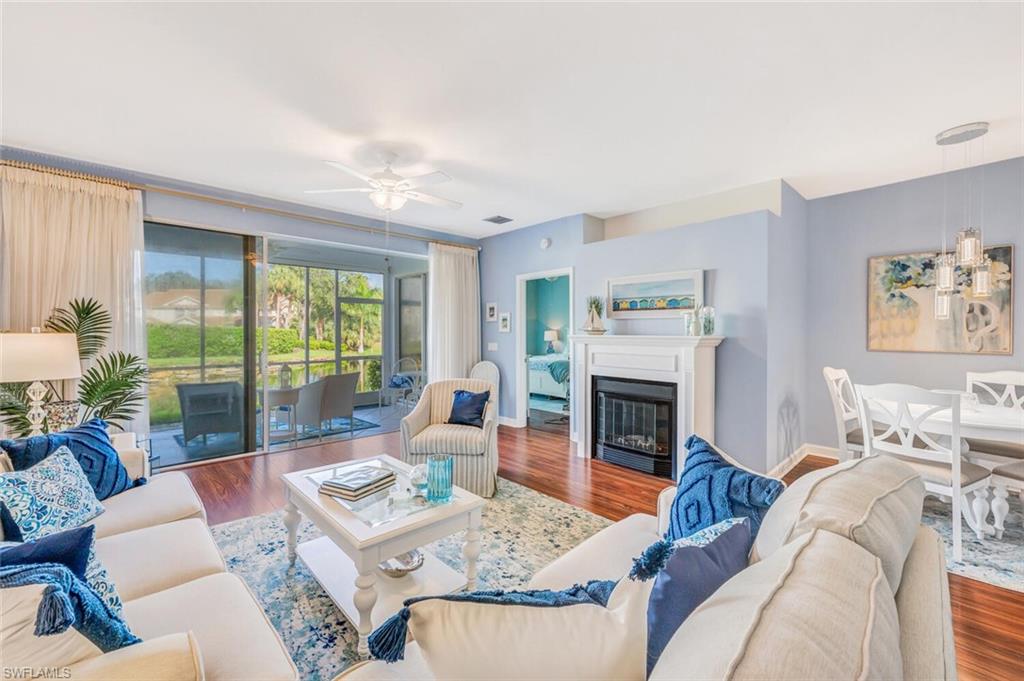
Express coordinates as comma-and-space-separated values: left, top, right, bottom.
305, 158, 462, 212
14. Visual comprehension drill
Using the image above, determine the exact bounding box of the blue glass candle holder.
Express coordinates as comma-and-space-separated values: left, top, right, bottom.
427, 454, 453, 503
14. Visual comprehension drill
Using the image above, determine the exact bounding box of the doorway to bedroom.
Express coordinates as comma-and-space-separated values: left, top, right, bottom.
515, 269, 573, 438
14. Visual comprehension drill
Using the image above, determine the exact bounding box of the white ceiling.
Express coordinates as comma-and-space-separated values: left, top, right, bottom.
2, 2, 1021, 238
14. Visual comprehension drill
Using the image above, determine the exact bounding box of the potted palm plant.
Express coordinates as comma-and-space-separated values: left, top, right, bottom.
0, 298, 147, 437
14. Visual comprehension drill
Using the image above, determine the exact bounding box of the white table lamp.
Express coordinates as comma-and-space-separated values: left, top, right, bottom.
0, 331, 82, 436
544, 329, 559, 353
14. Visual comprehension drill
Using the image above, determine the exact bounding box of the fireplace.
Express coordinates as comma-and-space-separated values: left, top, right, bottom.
592, 376, 677, 479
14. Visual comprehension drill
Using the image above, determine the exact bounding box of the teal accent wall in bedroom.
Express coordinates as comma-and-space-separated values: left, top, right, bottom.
526, 275, 570, 355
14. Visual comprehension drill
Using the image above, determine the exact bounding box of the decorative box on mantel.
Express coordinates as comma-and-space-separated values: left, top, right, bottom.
569, 334, 723, 478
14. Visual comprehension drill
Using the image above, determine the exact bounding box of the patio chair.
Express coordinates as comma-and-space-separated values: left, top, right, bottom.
175, 382, 244, 447
295, 373, 360, 440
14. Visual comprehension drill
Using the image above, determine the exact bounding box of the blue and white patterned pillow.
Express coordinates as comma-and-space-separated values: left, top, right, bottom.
85, 544, 125, 617
0, 447, 104, 542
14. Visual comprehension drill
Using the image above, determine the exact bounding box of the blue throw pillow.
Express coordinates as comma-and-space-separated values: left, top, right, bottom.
0, 563, 140, 653
388, 374, 414, 389
0, 524, 95, 580
665, 435, 784, 542
1, 418, 140, 500
0, 448, 105, 542
631, 521, 753, 677
447, 389, 490, 428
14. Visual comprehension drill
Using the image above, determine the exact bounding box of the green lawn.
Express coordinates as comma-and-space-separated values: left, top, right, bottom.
147, 345, 382, 369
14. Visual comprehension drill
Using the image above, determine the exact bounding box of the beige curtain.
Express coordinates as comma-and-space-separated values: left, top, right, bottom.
0, 165, 147, 435
427, 243, 481, 381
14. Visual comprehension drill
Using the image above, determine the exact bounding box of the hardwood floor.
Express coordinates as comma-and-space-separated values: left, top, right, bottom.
182, 428, 1023, 680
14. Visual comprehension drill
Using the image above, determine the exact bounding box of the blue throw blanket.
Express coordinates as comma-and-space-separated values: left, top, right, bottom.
0, 563, 140, 652
548, 360, 571, 385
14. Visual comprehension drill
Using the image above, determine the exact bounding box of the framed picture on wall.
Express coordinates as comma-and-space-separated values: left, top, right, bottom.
607, 270, 704, 320
485, 302, 498, 322
866, 245, 1013, 354
499, 312, 511, 333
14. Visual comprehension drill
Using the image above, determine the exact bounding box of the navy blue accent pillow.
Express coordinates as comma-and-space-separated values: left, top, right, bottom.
0, 504, 24, 542
666, 435, 784, 542
641, 521, 752, 677
1, 419, 138, 500
0, 525, 95, 580
447, 389, 490, 428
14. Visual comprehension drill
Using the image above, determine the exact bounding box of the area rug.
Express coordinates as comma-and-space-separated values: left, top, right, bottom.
920, 492, 1024, 592
211, 478, 613, 681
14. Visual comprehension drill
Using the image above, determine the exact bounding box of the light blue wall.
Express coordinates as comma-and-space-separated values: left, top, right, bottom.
804, 156, 1023, 448
480, 211, 772, 472
526, 275, 570, 355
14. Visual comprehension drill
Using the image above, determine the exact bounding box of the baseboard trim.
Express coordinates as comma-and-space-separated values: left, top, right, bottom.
769, 443, 841, 479
498, 416, 526, 428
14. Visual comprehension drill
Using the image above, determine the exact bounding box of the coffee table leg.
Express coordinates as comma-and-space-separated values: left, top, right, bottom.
283, 500, 300, 567
463, 515, 482, 591
354, 570, 378, 657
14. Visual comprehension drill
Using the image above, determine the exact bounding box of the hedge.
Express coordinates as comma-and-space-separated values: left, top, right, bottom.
147, 324, 301, 358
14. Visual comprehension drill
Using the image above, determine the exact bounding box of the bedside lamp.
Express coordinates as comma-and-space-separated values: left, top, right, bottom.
544, 329, 559, 354
0, 330, 81, 436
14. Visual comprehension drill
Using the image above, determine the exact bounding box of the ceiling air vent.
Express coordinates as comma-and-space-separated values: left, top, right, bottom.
483, 215, 513, 225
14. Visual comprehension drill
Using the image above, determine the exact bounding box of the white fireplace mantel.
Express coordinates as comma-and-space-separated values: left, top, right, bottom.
569, 334, 724, 462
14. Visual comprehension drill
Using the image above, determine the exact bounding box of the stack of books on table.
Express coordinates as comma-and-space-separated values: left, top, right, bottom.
318, 465, 396, 502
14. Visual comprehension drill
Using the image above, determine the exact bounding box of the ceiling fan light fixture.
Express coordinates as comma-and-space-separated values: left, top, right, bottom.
369, 190, 407, 212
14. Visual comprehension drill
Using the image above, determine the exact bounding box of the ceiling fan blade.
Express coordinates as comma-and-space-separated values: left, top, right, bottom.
304, 188, 373, 194
404, 190, 463, 210
323, 160, 376, 185
399, 170, 451, 190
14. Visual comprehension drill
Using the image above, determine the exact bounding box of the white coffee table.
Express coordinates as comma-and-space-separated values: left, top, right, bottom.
281, 454, 485, 656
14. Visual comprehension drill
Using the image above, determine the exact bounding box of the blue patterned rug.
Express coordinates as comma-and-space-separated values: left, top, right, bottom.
920, 492, 1024, 592
210, 478, 612, 681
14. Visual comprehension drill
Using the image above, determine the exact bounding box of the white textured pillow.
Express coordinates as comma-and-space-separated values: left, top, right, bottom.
752, 455, 924, 591
0, 584, 100, 670
651, 529, 903, 681
405, 576, 654, 680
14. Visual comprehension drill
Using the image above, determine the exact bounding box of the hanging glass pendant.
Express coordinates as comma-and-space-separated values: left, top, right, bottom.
973, 256, 992, 297
934, 289, 952, 320
956, 226, 983, 268
935, 252, 956, 292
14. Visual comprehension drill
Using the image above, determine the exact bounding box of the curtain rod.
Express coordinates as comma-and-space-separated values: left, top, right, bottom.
0, 159, 481, 252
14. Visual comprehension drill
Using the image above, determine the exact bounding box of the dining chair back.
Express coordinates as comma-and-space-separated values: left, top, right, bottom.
822, 367, 863, 459
855, 382, 991, 561
966, 370, 1024, 410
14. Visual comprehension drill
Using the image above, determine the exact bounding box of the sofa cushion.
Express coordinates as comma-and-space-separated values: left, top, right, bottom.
124, 572, 297, 681
753, 455, 924, 591
650, 529, 903, 681
408, 424, 486, 456
0, 448, 105, 541
1, 419, 139, 500
528, 512, 660, 590
0, 583, 100, 669
339, 642, 433, 680
666, 435, 784, 541
96, 518, 225, 602
66, 632, 204, 681
895, 526, 957, 681
90, 472, 205, 539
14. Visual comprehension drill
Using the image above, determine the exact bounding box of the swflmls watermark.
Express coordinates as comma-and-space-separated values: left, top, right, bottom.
3, 668, 71, 680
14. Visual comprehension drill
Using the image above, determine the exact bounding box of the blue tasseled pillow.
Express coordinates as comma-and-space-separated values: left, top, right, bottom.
665, 435, 784, 542
0, 419, 142, 500
447, 389, 490, 428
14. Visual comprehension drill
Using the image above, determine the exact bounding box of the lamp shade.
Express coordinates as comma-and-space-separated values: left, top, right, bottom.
0, 333, 82, 383
544, 330, 559, 342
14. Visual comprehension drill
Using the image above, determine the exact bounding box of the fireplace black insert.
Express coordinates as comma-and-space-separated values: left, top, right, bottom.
592, 376, 677, 479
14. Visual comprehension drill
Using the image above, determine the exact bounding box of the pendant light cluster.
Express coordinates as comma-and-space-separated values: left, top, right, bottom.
933, 122, 990, 320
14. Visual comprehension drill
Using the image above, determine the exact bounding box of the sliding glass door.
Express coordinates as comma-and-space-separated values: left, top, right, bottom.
338, 271, 384, 400
143, 222, 256, 467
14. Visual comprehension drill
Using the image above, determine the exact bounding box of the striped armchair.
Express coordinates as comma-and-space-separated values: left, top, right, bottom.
399, 378, 498, 498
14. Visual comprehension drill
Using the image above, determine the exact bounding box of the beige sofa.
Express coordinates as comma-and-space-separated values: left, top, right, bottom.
340, 454, 956, 680
1, 433, 298, 681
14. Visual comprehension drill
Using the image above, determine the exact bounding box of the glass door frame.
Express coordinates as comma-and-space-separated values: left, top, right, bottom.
394, 271, 427, 372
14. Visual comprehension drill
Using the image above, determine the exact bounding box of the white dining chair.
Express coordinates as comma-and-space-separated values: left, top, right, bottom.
966, 370, 1024, 539
855, 383, 992, 562
823, 367, 864, 459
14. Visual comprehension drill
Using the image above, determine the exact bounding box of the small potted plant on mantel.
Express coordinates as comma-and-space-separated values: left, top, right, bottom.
583, 296, 607, 335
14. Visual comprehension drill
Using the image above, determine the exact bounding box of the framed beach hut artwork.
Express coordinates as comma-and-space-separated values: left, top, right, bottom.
607, 270, 704, 320
867, 245, 1013, 354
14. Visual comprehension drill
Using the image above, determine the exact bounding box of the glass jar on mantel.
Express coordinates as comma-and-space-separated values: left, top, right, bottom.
700, 306, 716, 335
